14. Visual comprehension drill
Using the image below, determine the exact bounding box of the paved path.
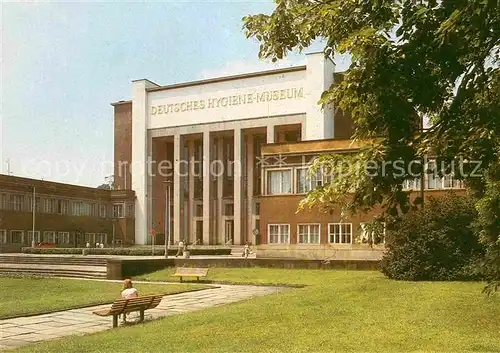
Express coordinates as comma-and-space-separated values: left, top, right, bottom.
0, 283, 282, 351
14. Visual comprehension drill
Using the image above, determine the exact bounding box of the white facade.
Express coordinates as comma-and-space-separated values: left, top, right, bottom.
131, 52, 336, 245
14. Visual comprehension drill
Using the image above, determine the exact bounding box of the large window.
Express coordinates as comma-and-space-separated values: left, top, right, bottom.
27, 231, 41, 244
72, 202, 82, 216
296, 168, 322, 194
99, 204, 107, 218
11, 195, 23, 211
58, 232, 70, 244
297, 224, 320, 244
97, 233, 107, 244
43, 231, 56, 243
328, 223, 352, 244
57, 200, 69, 215
11, 230, 24, 244
403, 177, 421, 191
0, 230, 7, 244
85, 233, 96, 244
360, 222, 386, 244
113, 203, 124, 218
0, 194, 7, 210
44, 198, 56, 213
268, 224, 290, 244
267, 169, 292, 195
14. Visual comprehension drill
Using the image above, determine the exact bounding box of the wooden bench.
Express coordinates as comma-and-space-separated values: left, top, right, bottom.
173, 267, 208, 282
93, 294, 163, 328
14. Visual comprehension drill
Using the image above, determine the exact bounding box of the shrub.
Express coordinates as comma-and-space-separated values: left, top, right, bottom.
380, 194, 485, 281
21, 247, 231, 256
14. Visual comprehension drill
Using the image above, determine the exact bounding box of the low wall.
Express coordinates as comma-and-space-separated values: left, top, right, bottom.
0, 244, 22, 253
256, 244, 384, 260
107, 257, 380, 280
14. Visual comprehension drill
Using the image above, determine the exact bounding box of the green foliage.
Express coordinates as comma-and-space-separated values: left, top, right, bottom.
244, 0, 500, 288
380, 195, 485, 281
21, 247, 231, 256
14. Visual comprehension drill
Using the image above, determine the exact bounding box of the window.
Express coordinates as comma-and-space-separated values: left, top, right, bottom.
128, 204, 135, 218
297, 224, 320, 244
267, 169, 292, 195
195, 204, 203, 217
57, 199, 69, 215
0, 230, 8, 244
44, 198, 56, 213
27, 231, 41, 244
328, 223, 352, 244
27, 196, 41, 212
268, 224, 290, 244
85, 233, 96, 244
72, 201, 82, 216
403, 177, 421, 191
58, 232, 70, 244
43, 231, 56, 243
296, 168, 322, 194
224, 203, 234, 216
99, 204, 107, 218
11, 195, 23, 211
360, 222, 386, 244
0, 194, 7, 210
11, 230, 24, 244
97, 233, 107, 244
113, 203, 124, 218
255, 203, 260, 216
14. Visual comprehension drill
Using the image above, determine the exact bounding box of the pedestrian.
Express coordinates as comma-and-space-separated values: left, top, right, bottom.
242, 241, 251, 258
175, 239, 185, 257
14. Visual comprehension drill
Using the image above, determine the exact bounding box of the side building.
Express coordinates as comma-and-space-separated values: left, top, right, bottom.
258, 139, 466, 260
0, 175, 135, 252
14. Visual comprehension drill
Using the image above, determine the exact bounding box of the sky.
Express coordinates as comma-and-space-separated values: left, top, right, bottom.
1, 1, 349, 187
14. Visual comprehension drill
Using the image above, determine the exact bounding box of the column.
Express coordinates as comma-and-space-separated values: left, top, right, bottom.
202, 131, 211, 245
246, 134, 255, 244
267, 125, 275, 143
217, 137, 224, 244
233, 128, 243, 245
188, 139, 195, 243
173, 134, 181, 244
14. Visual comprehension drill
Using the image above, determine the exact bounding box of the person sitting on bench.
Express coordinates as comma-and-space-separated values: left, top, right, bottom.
121, 279, 138, 323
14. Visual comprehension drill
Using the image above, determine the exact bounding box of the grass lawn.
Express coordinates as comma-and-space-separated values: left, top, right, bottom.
0, 276, 209, 318
12, 269, 500, 353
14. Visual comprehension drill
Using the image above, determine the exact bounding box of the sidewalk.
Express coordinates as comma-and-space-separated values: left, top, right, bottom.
0, 281, 282, 350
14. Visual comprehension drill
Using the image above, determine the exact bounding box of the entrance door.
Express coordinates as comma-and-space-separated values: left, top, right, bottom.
225, 220, 234, 245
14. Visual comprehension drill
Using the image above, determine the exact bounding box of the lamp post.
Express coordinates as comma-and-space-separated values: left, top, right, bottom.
163, 180, 172, 258
31, 186, 36, 248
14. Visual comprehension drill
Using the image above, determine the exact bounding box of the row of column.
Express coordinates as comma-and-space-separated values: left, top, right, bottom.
168, 125, 275, 245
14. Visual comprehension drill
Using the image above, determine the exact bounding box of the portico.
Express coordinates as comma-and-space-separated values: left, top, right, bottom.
118, 52, 338, 245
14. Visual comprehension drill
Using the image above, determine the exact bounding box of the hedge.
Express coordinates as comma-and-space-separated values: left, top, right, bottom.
21, 247, 232, 256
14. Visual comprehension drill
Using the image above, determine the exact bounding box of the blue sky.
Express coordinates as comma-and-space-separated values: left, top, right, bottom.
1, 1, 348, 187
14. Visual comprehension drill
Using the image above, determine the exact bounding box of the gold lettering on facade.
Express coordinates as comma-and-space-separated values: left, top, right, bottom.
150, 87, 305, 115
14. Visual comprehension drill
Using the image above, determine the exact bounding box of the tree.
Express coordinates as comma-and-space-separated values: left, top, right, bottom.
244, 0, 500, 287
97, 176, 115, 190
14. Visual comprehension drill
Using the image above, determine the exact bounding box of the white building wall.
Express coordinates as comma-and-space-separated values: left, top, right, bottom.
304, 53, 335, 140
130, 53, 336, 245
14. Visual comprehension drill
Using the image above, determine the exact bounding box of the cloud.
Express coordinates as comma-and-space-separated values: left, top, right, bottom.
200, 57, 307, 79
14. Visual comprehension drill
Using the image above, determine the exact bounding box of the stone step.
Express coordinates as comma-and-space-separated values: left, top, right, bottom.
0, 267, 107, 279
0, 255, 107, 266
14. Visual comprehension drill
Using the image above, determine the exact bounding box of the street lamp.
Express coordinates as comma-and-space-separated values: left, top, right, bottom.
163, 180, 172, 258
31, 186, 36, 248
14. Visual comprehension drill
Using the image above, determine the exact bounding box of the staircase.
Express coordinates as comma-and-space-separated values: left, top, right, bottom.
0, 255, 107, 279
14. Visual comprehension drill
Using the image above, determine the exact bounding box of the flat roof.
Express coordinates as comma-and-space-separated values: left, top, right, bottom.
146, 65, 307, 93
